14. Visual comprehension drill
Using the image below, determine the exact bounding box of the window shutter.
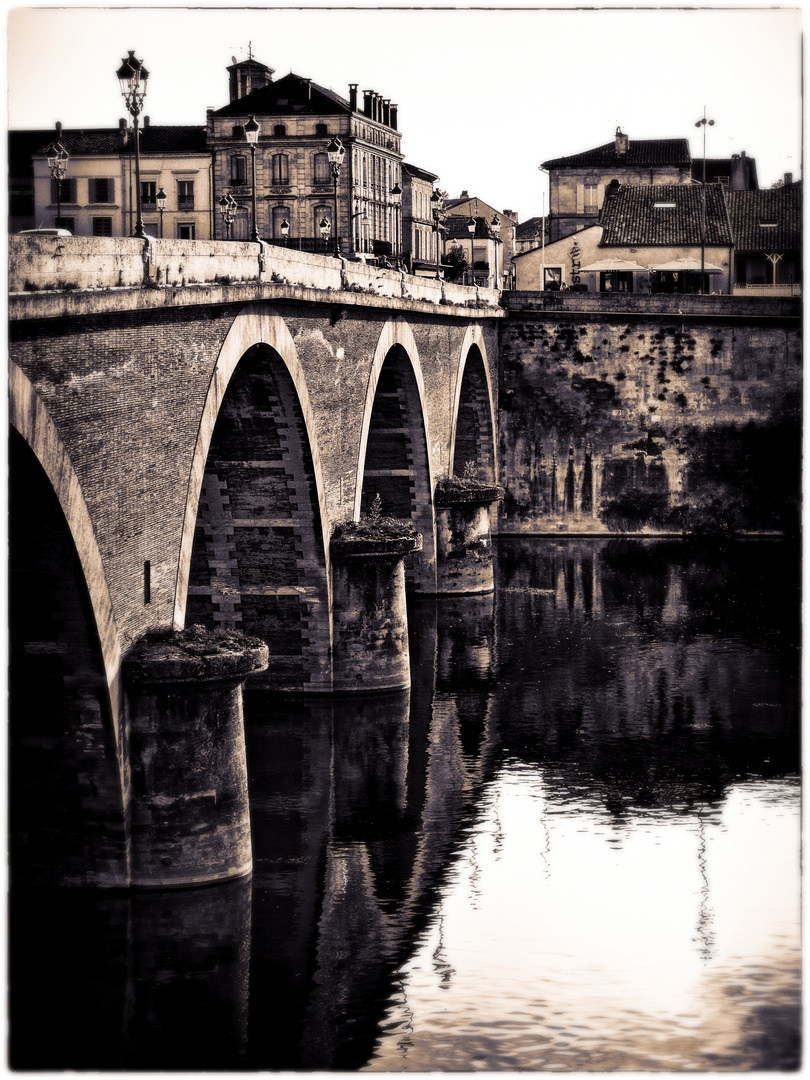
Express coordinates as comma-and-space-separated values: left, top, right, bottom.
576, 184, 584, 213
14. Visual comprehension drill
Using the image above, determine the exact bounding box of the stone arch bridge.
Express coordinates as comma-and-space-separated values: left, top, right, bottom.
9, 261, 504, 888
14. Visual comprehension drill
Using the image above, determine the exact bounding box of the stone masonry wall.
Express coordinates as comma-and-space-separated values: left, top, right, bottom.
497, 300, 802, 535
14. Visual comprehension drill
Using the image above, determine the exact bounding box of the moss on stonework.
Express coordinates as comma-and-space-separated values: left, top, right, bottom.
130, 624, 267, 661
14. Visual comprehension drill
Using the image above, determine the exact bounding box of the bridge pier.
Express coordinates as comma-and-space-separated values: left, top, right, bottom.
330, 533, 422, 693
435, 485, 501, 594
124, 628, 268, 888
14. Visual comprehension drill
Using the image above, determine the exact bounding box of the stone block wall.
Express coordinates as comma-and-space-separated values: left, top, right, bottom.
497, 297, 802, 535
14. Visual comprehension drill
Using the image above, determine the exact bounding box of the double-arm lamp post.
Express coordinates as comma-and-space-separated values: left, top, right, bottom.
326, 137, 345, 256
47, 142, 69, 229
219, 193, 238, 239
116, 51, 149, 238
695, 107, 715, 295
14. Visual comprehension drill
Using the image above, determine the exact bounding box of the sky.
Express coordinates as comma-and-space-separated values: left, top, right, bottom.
6, 4, 803, 222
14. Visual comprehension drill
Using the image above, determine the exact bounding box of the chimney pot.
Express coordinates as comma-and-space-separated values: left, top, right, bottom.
785, 171, 793, 185
390, 103, 398, 130
349, 83, 358, 111
55, 121, 62, 138
143, 115, 150, 128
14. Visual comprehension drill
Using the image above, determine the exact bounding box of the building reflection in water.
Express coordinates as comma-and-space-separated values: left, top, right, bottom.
9, 540, 800, 1071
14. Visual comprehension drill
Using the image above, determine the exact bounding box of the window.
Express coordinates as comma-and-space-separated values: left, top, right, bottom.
92, 217, 112, 236
274, 124, 287, 137
89, 178, 115, 203
584, 183, 597, 212
313, 152, 330, 184
141, 181, 157, 208
177, 223, 195, 240
315, 123, 328, 136
177, 180, 194, 210
654, 202, 676, 209
51, 177, 76, 204
544, 267, 562, 288
272, 154, 289, 184
231, 155, 247, 184
232, 125, 244, 138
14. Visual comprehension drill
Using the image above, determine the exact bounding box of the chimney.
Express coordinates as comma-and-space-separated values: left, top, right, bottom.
383, 99, 391, 127
460, 189, 469, 198
390, 103, 398, 130
349, 84, 358, 111
363, 90, 373, 117
785, 172, 793, 185
119, 117, 128, 145
615, 126, 628, 155
143, 115, 150, 128
372, 93, 380, 122
55, 121, 62, 138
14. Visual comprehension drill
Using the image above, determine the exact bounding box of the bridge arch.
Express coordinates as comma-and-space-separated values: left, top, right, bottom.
176, 304, 332, 692
354, 316, 436, 592
9, 363, 127, 886
449, 324, 497, 483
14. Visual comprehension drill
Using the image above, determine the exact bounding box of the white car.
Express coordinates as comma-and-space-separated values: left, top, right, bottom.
18, 227, 73, 236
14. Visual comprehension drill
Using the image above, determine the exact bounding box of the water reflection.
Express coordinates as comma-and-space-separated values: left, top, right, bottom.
9, 540, 800, 1071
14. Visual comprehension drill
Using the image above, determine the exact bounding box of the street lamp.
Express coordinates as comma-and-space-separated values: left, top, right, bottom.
491, 213, 501, 288
244, 114, 261, 243
47, 142, 69, 229
156, 186, 167, 238
326, 136, 345, 255
319, 216, 331, 252
219, 193, 237, 239
467, 215, 477, 285
431, 189, 444, 280
695, 107, 715, 295
280, 218, 290, 246
390, 181, 402, 259
116, 50, 149, 238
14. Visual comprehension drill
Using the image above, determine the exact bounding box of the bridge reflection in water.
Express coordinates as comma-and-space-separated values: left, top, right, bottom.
9, 540, 800, 1071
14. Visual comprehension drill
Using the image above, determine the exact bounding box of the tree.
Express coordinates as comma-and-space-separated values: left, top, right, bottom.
443, 243, 470, 283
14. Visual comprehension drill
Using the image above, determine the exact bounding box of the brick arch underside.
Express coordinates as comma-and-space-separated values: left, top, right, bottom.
452, 342, 496, 484
185, 343, 331, 692
9, 429, 127, 887
359, 342, 436, 592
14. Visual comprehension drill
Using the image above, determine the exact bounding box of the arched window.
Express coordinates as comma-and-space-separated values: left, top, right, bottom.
274, 124, 287, 137
313, 153, 329, 185
230, 155, 247, 184
312, 203, 330, 238
272, 154, 290, 184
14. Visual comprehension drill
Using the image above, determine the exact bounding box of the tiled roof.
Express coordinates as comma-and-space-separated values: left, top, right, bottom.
542, 139, 691, 169
598, 184, 732, 246
33, 126, 208, 155
214, 72, 349, 117
444, 215, 497, 240
515, 215, 545, 239
726, 187, 801, 252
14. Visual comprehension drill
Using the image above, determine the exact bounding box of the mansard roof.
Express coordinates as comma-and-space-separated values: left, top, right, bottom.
598, 184, 732, 246
213, 72, 350, 117
543, 139, 691, 170
403, 162, 439, 182
725, 186, 801, 252
33, 126, 208, 155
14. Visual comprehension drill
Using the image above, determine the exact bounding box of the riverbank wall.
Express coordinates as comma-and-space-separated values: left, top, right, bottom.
496, 293, 801, 536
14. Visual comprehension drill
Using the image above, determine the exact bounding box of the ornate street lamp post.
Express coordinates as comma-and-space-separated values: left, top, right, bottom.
431, 189, 444, 280
326, 136, 345, 256
116, 50, 149, 238
467, 215, 477, 285
156, 186, 167, 238
244, 114, 261, 243
695, 107, 715, 295
219, 193, 237, 239
491, 213, 501, 288
390, 181, 402, 260
47, 142, 69, 229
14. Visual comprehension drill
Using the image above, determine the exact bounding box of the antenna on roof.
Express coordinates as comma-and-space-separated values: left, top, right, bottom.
229, 41, 254, 61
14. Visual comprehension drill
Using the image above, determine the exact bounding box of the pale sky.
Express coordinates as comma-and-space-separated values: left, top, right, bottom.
6, 4, 803, 222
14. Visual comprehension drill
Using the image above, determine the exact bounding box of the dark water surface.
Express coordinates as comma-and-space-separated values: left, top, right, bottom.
10, 540, 801, 1071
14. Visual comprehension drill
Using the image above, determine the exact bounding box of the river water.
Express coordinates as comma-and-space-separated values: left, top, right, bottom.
10, 539, 801, 1071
